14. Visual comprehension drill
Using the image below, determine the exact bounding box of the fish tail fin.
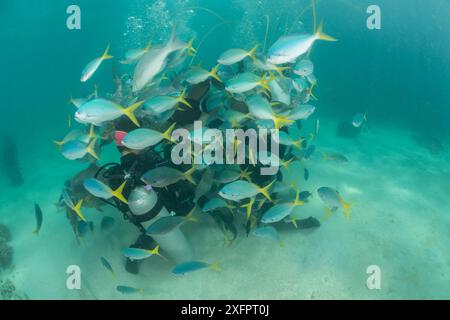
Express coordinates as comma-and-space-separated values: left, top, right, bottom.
258, 180, 275, 202
257, 197, 268, 210
248, 44, 259, 62
123, 101, 144, 127
162, 122, 177, 142
259, 72, 275, 92
291, 218, 298, 228
167, 24, 183, 53
227, 204, 236, 214
281, 157, 295, 170
293, 191, 305, 206
177, 88, 192, 108
150, 245, 161, 257
275, 65, 290, 76
293, 138, 304, 149
53, 140, 64, 147
209, 65, 222, 82
340, 199, 352, 220
273, 115, 294, 129
101, 44, 114, 60
86, 138, 99, 160
210, 262, 221, 272
308, 83, 318, 100
186, 206, 198, 222
74, 200, 87, 222
183, 166, 197, 185
322, 207, 334, 222
315, 21, 337, 42
186, 38, 197, 56
240, 197, 255, 220
88, 125, 96, 140
144, 40, 152, 52
112, 181, 128, 204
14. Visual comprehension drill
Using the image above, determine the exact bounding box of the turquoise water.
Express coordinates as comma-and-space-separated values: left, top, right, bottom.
0, 0, 449, 299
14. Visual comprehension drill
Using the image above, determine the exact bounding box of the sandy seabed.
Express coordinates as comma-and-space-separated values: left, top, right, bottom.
1, 117, 449, 300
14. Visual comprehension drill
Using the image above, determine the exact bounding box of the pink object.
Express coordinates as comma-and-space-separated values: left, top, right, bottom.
114, 131, 127, 146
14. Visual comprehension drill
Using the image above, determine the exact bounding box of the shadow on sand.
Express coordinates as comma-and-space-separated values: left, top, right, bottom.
1, 136, 24, 187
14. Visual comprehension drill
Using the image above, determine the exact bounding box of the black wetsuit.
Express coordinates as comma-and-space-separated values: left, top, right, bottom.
100, 82, 208, 274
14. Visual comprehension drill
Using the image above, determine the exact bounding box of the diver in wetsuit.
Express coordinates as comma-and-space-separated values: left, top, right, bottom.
97, 81, 239, 274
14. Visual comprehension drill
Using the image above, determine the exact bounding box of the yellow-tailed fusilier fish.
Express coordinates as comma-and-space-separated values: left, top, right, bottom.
217, 45, 258, 65
54, 125, 96, 147
132, 27, 194, 92
194, 169, 215, 202
219, 109, 250, 128
122, 245, 162, 261
33, 203, 43, 235
202, 197, 235, 213
245, 95, 292, 129
278, 131, 303, 149
83, 178, 128, 204
260, 191, 304, 223
80, 45, 113, 82
172, 261, 221, 276
253, 59, 289, 76
317, 186, 352, 220
142, 89, 192, 115
256, 150, 296, 170
69, 86, 98, 108
100, 256, 116, 277
225, 72, 274, 94
352, 113, 367, 128
62, 189, 86, 222
267, 22, 337, 65
268, 77, 291, 106
141, 166, 196, 188
291, 76, 308, 93
293, 58, 314, 76
54, 129, 88, 146
75, 99, 144, 127
219, 180, 275, 202
288, 104, 316, 121
216, 168, 242, 184
120, 40, 152, 64
61, 138, 99, 160
116, 286, 144, 295
185, 65, 221, 84
121, 123, 176, 150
